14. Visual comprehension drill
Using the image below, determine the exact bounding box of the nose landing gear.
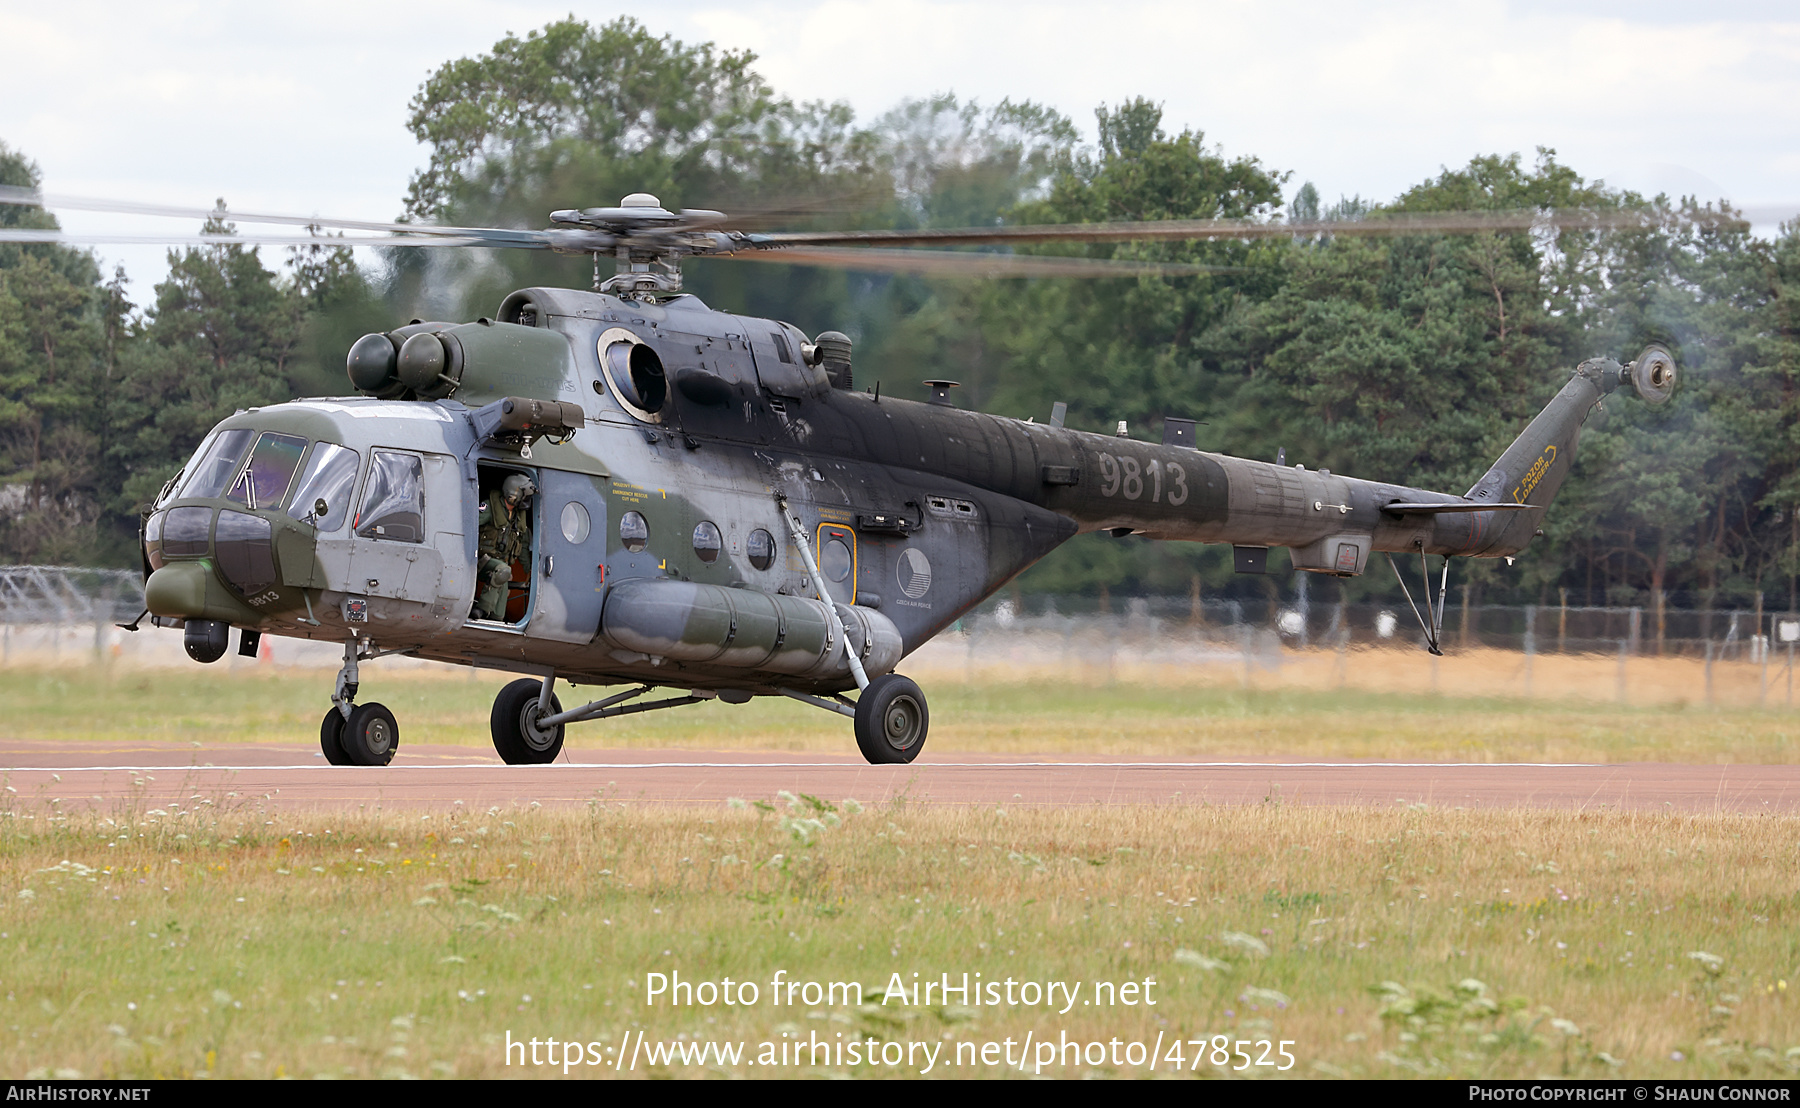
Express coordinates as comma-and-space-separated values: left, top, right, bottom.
320, 637, 400, 766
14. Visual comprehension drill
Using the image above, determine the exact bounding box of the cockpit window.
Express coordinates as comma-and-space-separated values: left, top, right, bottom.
355, 450, 424, 542
177, 428, 254, 499
226, 432, 308, 511
286, 443, 360, 532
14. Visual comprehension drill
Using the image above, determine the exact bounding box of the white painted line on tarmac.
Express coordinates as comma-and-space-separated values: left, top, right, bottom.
2, 760, 1615, 772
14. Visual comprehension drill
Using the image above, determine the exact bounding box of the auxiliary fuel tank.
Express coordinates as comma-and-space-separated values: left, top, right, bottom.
599, 579, 903, 680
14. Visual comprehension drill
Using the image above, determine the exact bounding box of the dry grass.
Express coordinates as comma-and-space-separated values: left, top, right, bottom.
1, 798, 1796, 1079
1, 651, 1796, 763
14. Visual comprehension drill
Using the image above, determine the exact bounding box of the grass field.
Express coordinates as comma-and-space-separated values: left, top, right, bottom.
4, 649, 1797, 1080
2, 654, 1797, 764
0, 799, 1795, 1079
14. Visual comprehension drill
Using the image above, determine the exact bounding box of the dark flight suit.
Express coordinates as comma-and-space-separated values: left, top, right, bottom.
475, 489, 530, 620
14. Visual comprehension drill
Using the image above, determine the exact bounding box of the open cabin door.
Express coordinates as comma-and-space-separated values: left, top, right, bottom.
524, 468, 609, 644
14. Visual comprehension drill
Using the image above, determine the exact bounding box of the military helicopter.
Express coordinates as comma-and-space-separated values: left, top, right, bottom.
0, 189, 1680, 767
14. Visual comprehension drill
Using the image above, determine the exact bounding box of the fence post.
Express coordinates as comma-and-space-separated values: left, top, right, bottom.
1617, 639, 1629, 704
94, 580, 112, 663
1460, 585, 1472, 649
1523, 604, 1536, 698
1704, 639, 1714, 708
1296, 571, 1310, 650
1558, 588, 1568, 654
1628, 608, 1642, 655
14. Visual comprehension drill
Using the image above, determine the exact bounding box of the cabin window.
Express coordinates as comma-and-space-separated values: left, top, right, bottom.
560, 501, 591, 545
822, 537, 852, 583
354, 450, 424, 542
619, 510, 649, 553
692, 521, 722, 564
746, 528, 776, 571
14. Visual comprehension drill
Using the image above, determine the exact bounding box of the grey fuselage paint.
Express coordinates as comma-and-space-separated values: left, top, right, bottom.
140, 286, 1610, 695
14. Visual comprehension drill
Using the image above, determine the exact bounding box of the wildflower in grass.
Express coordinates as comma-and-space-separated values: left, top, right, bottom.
1220, 931, 1269, 957
1241, 986, 1291, 1008
1687, 951, 1725, 975
1550, 1018, 1580, 1037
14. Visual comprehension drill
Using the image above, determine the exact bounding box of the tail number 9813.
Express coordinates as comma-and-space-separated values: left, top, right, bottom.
1098, 453, 1188, 506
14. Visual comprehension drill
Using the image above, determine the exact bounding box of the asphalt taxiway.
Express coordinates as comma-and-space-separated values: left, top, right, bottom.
2, 740, 1795, 813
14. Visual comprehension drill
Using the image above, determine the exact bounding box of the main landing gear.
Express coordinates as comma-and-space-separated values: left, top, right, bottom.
852, 674, 929, 764
482, 673, 932, 766
320, 637, 401, 766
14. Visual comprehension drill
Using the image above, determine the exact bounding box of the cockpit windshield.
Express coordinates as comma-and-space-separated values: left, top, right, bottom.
177, 428, 254, 499
226, 432, 309, 511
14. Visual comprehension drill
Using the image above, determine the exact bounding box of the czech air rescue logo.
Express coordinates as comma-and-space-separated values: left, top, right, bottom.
897, 548, 932, 599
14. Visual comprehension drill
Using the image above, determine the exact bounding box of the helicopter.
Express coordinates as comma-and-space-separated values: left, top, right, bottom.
0, 189, 1680, 767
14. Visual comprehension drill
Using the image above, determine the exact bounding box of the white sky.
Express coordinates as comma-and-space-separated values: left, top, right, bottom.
2, 0, 1796, 306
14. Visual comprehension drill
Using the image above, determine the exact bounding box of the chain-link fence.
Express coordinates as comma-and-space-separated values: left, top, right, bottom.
4, 567, 1799, 706
952, 590, 1795, 661
0, 566, 144, 626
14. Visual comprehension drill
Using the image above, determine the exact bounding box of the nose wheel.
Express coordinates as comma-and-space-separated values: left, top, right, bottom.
321, 703, 399, 765
320, 636, 400, 766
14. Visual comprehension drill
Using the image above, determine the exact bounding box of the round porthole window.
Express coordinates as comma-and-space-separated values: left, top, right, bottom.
822, 537, 852, 583
692, 521, 722, 563
619, 510, 649, 553
560, 501, 590, 544
746, 528, 776, 572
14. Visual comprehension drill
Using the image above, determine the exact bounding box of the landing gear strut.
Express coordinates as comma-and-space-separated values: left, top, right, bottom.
1388, 547, 1452, 656
321, 637, 400, 766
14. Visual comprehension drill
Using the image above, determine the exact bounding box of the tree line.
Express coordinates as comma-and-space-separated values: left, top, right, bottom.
2, 16, 1796, 609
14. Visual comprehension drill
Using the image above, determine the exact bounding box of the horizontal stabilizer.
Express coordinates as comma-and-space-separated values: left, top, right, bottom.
1382, 501, 1533, 514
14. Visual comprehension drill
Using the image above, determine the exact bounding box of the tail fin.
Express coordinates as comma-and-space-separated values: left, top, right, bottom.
1455, 345, 1675, 557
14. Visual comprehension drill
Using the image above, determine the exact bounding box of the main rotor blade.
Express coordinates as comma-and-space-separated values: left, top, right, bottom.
727, 245, 1244, 278
0, 229, 526, 248
753, 207, 1760, 248
0, 185, 551, 246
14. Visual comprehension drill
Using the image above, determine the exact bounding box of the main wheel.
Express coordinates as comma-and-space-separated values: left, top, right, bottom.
319, 708, 353, 766
853, 673, 929, 764
491, 678, 565, 765
341, 702, 400, 766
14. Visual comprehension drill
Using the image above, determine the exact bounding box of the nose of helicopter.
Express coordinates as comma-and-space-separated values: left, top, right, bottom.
142, 505, 290, 624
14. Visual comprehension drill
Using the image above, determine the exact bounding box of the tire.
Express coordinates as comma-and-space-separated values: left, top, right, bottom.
491, 678, 565, 765
320, 708, 353, 766
853, 673, 928, 764
341, 702, 400, 766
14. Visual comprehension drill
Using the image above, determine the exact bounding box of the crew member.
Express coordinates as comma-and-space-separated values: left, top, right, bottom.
474, 473, 535, 621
